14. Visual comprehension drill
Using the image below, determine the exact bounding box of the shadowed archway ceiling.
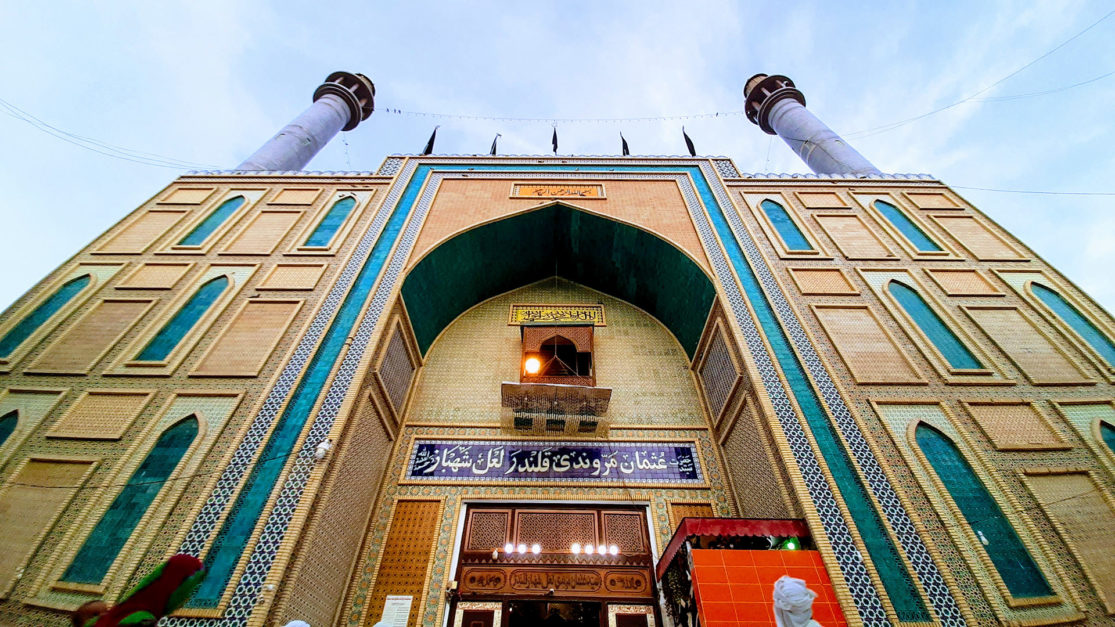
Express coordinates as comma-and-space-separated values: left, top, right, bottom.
401, 204, 716, 358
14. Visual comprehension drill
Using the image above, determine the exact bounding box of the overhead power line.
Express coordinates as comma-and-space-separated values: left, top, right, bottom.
0, 96, 221, 170
842, 8, 1115, 139
952, 185, 1115, 196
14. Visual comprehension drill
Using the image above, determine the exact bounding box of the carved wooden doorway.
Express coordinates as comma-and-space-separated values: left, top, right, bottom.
449, 504, 659, 627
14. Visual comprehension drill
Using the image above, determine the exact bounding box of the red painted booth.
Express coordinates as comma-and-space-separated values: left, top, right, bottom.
657, 518, 847, 627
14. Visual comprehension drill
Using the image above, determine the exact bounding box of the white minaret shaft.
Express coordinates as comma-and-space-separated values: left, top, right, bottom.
744, 73, 880, 176
237, 71, 375, 171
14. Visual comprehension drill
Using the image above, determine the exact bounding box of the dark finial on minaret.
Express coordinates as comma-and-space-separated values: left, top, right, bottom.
744, 73, 880, 176
237, 71, 375, 171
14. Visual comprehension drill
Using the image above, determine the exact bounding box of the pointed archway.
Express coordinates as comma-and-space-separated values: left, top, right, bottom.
400, 203, 716, 358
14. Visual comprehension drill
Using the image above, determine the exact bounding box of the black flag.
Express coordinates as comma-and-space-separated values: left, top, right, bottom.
421, 126, 438, 156
551, 127, 558, 154
621, 133, 630, 156
683, 126, 696, 156
490, 133, 501, 155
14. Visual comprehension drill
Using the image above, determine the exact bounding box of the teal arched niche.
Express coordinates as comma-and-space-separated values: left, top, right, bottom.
62, 415, 199, 584
0, 409, 16, 446
401, 204, 716, 358
914, 423, 1053, 599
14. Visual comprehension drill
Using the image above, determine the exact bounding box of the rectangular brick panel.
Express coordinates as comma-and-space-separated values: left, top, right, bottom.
259, 264, 328, 290
967, 307, 1088, 384
814, 214, 895, 259
789, 268, 858, 295
192, 300, 301, 376
367, 500, 441, 627
0, 460, 93, 595
933, 215, 1024, 260
222, 210, 302, 255
118, 263, 191, 289
47, 390, 154, 439
965, 402, 1066, 450
813, 305, 924, 384
1027, 472, 1115, 612
29, 299, 151, 372
96, 210, 187, 254
926, 269, 1001, 296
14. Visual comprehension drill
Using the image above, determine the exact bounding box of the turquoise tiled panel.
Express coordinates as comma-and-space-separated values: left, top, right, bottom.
873, 200, 941, 252
889, 280, 981, 370
303, 197, 356, 247
0, 274, 90, 357
1101, 421, 1115, 455
62, 417, 198, 584
177, 196, 245, 246
1031, 282, 1115, 367
760, 199, 813, 251
136, 276, 228, 362
915, 424, 1053, 598
0, 409, 15, 445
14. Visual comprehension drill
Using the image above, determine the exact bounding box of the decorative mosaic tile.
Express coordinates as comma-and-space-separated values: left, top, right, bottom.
712, 158, 740, 179
377, 157, 405, 176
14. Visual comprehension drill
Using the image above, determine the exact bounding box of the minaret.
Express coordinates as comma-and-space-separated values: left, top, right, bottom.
236, 71, 375, 171
744, 73, 880, 176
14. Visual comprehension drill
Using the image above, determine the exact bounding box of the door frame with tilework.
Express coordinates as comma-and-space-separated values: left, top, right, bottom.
448, 501, 662, 627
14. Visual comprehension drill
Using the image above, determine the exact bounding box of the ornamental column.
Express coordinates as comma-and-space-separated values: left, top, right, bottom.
236, 71, 375, 171
744, 73, 880, 176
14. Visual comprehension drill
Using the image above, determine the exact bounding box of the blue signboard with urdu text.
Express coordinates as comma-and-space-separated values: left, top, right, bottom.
405, 439, 704, 484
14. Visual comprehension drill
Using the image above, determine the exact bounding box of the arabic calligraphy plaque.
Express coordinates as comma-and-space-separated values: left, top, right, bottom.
511, 183, 605, 199
508, 304, 606, 326
405, 439, 703, 485
458, 566, 653, 599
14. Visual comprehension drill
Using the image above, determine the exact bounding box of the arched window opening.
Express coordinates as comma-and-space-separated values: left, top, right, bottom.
0, 410, 16, 446
61, 416, 199, 584
888, 280, 982, 369
1101, 421, 1115, 456
0, 274, 91, 358
528, 335, 592, 378
303, 196, 356, 247
136, 276, 229, 362
914, 423, 1053, 598
873, 200, 942, 252
1030, 282, 1115, 367
759, 199, 813, 251
177, 195, 245, 246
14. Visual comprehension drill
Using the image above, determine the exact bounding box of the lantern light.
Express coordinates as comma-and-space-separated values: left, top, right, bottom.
524, 357, 541, 374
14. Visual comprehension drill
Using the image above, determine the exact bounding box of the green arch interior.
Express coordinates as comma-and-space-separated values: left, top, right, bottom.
401, 204, 716, 358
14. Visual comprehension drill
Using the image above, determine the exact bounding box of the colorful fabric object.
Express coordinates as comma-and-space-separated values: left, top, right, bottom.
93, 554, 204, 626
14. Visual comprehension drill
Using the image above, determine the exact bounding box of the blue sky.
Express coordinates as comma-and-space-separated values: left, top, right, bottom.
1, 1, 1113, 313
